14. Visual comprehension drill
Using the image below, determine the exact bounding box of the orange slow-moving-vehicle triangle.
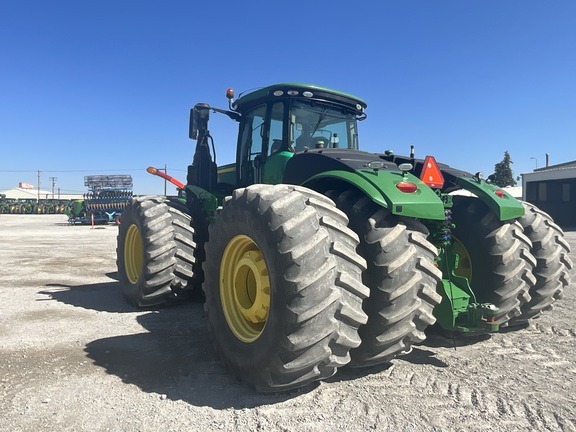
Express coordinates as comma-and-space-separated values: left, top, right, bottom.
420, 156, 444, 189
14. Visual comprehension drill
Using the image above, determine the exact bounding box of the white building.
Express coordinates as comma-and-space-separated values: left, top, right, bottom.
0, 186, 81, 201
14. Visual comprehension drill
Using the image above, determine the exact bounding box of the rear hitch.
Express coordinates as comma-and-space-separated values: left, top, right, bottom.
434, 242, 500, 334
459, 303, 500, 333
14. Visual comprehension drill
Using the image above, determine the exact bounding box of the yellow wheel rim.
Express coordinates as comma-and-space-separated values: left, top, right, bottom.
220, 235, 271, 343
452, 236, 472, 280
124, 224, 143, 284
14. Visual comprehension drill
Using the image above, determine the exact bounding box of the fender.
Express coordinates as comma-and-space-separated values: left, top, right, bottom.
456, 177, 524, 220
303, 169, 446, 220
384, 153, 525, 220
283, 149, 446, 220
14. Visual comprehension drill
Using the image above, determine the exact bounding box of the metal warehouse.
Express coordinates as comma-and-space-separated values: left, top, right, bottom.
523, 160, 576, 228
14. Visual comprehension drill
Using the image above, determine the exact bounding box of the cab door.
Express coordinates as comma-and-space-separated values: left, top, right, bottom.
262, 101, 293, 184
237, 104, 267, 187
237, 101, 292, 187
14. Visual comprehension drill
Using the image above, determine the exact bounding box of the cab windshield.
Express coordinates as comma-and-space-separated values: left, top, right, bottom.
289, 101, 360, 152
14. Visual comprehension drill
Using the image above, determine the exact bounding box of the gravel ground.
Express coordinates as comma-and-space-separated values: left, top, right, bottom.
1, 214, 575, 432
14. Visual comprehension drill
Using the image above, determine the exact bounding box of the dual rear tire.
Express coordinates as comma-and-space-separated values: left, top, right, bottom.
450, 197, 572, 327
450, 196, 537, 326
326, 189, 443, 367
513, 201, 573, 324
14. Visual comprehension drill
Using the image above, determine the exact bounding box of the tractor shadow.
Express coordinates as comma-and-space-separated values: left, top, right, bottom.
41, 277, 488, 407
88, 322, 486, 408
39, 278, 306, 408
328, 329, 494, 383
84, 307, 307, 408
422, 328, 493, 349
40, 278, 129, 313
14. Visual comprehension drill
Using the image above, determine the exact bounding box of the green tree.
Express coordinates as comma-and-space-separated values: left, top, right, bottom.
492, 151, 517, 187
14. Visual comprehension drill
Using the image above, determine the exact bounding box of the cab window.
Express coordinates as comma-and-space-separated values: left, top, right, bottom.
238, 105, 266, 185
289, 100, 359, 152
268, 102, 285, 155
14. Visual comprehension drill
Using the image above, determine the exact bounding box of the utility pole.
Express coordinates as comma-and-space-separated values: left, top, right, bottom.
49, 177, 57, 199
164, 164, 167, 196
37, 170, 41, 202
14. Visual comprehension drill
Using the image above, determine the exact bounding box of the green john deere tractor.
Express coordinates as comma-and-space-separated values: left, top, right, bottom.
116, 83, 573, 392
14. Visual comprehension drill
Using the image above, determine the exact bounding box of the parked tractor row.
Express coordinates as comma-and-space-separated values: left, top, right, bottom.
0, 196, 72, 214
1, 175, 133, 225
116, 83, 572, 392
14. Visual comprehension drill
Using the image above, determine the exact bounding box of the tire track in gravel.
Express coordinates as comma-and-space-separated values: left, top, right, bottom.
375, 360, 576, 432
368, 317, 576, 432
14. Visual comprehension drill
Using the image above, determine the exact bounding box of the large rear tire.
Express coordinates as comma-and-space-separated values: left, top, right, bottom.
511, 201, 573, 324
326, 189, 443, 367
203, 184, 369, 392
116, 196, 196, 308
451, 196, 536, 326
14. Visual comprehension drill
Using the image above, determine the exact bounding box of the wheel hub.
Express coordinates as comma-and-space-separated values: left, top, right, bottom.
221, 235, 271, 342
234, 250, 270, 324
452, 235, 472, 280
124, 223, 143, 284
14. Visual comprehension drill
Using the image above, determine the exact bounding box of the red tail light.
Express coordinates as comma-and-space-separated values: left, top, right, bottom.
396, 182, 418, 193
495, 190, 504, 198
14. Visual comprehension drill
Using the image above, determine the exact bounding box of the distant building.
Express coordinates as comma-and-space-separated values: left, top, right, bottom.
502, 186, 522, 199
0, 186, 81, 201
522, 160, 576, 228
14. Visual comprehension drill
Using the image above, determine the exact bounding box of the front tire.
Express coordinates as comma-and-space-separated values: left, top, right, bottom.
326, 189, 443, 367
203, 184, 369, 392
116, 196, 196, 308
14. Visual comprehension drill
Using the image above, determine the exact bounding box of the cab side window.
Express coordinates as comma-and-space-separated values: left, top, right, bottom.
243, 105, 266, 160
239, 105, 266, 185
268, 102, 285, 155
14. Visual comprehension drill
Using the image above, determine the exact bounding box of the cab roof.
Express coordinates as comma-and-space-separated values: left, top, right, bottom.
232, 83, 367, 115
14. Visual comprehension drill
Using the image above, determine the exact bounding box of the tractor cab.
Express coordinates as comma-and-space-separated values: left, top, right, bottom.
188, 83, 367, 196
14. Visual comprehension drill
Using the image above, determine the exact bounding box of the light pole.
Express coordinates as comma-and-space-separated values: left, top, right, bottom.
530, 157, 538, 169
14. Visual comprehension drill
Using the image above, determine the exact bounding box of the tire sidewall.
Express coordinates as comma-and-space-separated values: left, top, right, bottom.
117, 199, 147, 302
204, 205, 291, 378
451, 197, 499, 303
451, 195, 534, 316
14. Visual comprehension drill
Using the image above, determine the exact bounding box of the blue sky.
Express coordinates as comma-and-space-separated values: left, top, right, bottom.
1, 1, 575, 195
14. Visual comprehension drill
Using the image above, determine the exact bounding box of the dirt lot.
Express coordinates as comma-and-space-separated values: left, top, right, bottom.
1, 214, 575, 432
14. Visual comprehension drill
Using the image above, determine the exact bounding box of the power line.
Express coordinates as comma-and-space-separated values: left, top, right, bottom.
0, 170, 37, 173
0, 168, 146, 173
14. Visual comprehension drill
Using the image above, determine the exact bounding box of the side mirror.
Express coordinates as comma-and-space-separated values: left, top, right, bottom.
189, 108, 198, 140
189, 103, 211, 140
